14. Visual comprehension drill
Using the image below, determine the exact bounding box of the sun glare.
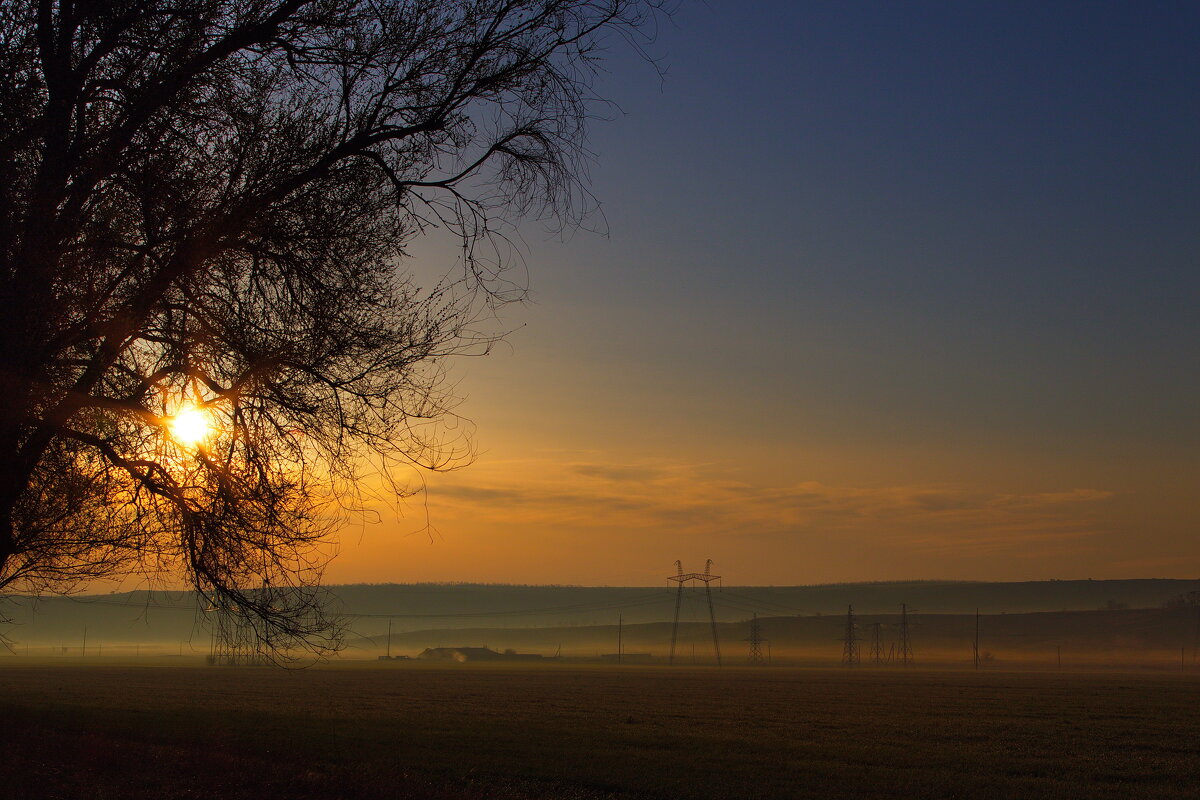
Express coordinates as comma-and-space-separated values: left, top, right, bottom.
170, 407, 212, 446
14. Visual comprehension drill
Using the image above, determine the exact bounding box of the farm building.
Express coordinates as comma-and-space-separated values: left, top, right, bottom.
417, 647, 545, 663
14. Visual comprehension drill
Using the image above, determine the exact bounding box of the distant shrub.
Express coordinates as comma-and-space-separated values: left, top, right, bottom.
1163, 591, 1200, 609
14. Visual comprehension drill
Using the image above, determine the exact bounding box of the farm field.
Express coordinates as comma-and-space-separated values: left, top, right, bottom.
2, 662, 1199, 799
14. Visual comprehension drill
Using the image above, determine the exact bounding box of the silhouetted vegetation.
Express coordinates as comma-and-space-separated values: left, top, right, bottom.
0, 0, 664, 655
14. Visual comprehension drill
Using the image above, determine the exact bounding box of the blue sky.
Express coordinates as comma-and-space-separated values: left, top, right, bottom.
333, 1, 1200, 586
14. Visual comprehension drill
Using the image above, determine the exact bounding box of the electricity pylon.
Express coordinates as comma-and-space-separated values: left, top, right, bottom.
206, 600, 268, 666
668, 559, 722, 666
898, 603, 913, 666
842, 604, 859, 665
746, 613, 767, 665
870, 621, 883, 664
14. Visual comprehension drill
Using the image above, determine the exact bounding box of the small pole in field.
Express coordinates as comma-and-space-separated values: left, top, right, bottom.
617, 614, 623, 664
973, 609, 980, 670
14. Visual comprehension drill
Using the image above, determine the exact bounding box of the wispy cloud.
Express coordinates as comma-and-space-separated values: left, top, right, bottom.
425, 459, 1114, 557
569, 463, 668, 483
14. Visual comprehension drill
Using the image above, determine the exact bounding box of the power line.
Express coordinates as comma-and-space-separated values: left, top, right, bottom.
56, 590, 672, 620
342, 592, 670, 619
718, 589, 816, 616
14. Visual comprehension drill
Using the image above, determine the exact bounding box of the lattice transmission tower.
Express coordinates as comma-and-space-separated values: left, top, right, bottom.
206, 601, 270, 666
746, 613, 768, 665
204, 582, 298, 667
898, 603, 913, 666
668, 559, 722, 666
842, 604, 859, 666
870, 621, 883, 664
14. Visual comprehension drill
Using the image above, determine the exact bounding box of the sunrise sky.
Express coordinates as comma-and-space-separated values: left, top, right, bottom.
326, 1, 1200, 587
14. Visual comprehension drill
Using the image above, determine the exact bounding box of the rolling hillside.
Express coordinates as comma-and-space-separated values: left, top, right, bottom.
3, 579, 1198, 658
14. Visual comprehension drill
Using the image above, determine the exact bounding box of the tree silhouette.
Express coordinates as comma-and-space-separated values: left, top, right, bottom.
0, 0, 663, 655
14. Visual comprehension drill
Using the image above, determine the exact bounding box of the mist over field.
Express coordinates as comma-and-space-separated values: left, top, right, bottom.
6, 579, 1199, 667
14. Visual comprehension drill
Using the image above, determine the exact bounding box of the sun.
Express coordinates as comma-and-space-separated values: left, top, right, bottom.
170, 406, 212, 446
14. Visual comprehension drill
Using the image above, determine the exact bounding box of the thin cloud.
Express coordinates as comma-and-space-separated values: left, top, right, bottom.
569, 463, 667, 483
427, 460, 1114, 557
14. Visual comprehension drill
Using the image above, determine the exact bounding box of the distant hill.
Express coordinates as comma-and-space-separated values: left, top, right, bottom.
3, 579, 1198, 657
329, 578, 1200, 624
352, 607, 1200, 667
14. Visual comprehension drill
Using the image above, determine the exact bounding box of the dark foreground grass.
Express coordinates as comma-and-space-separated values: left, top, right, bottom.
2, 663, 1199, 799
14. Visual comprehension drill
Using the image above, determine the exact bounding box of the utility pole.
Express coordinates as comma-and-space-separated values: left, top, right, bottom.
1190, 600, 1200, 668
898, 603, 912, 666
1056, 644, 1061, 670
842, 605, 859, 666
386, 619, 392, 659
618, 614, 623, 664
973, 608, 980, 670
82, 626, 87, 658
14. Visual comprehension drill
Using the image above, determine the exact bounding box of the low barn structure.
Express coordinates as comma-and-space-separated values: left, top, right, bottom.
417, 647, 544, 663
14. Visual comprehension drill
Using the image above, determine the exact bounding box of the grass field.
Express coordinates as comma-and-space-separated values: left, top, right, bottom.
2, 661, 1200, 799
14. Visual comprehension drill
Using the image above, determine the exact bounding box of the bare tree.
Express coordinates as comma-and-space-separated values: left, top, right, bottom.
0, 0, 664, 655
